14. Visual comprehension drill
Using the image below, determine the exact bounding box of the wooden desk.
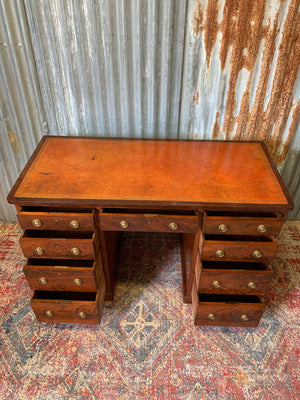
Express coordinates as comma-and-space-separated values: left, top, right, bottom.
8, 137, 293, 326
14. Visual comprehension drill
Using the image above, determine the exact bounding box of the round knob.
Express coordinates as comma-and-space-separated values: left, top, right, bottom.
208, 313, 216, 320
257, 224, 267, 233
73, 278, 82, 286
169, 222, 178, 231
39, 277, 48, 285
218, 224, 229, 232
34, 247, 44, 255
241, 314, 249, 321
216, 250, 225, 258
70, 220, 80, 229
71, 247, 81, 256
119, 220, 129, 229
78, 311, 87, 319
32, 219, 42, 227
248, 281, 257, 289
45, 310, 53, 317
253, 250, 263, 258
212, 280, 222, 288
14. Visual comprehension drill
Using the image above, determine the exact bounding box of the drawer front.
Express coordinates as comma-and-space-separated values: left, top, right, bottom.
18, 210, 94, 231
30, 273, 105, 324
23, 259, 100, 292
192, 289, 265, 327
100, 213, 199, 233
20, 233, 96, 259
202, 239, 278, 261
196, 263, 273, 295
204, 214, 283, 236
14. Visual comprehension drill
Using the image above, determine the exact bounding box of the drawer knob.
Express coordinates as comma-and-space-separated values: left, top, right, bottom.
73, 278, 82, 286
78, 311, 87, 319
218, 224, 229, 232
70, 220, 80, 229
253, 250, 263, 258
119, 220, 129, 229
71, 247, 81, 256
257, 224, 267, 233
241, 314, 249, 321
39, 277, 48, 285
208, 313, 216, 320
248, 281, 257, 289
32, 218, 42, 227
45, 310, 53, 317
212, 280, 222, 288
34, 247, 44, 255
169, 222, 178, 231
216, 250, 225, 258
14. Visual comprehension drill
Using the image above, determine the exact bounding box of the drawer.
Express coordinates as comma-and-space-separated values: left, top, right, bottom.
100, 212, 199, 233
30, 272, 105, 324
195, 260, 273, 295
192, 288, 265, 327
202, 235, 278, 261
204, 211, 283, 236
20, 230, 98, 259
23, 256, 103, 292
17, 207, 94, 231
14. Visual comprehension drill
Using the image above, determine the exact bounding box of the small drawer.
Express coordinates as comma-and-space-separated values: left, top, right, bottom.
100, 213, 199, 233
17, 207, 95, 231
23, 256, 103, 292
30, 272, 105, 324
202, 235, 278, 261
20, 230, 97, 259
204, 211, 283, 236
192, 287, 265, 327
195, 260, 273, 295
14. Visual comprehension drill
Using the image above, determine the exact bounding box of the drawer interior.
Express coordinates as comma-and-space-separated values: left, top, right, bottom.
205, 211, 280, 217
201, 261, 269, 271
32, 291, 96, 301
204, 234, 273, 242
198, 294, 261, 303
20, 206, 93, 213
22, 230, 94, 239
27, 258, 94, 268
102, 208, 197, 216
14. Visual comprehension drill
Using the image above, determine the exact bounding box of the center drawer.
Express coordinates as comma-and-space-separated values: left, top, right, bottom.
20, 230, 98, 259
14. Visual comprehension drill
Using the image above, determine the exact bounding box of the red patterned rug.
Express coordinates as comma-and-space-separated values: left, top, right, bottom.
0, 221, 299, 400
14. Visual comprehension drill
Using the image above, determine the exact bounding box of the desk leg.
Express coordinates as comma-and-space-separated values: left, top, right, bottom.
182, 229, 201, 303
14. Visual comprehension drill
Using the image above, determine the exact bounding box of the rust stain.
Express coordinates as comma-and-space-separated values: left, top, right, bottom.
212, 111, 220, 139
193, 89, 200, 105
192, 0, 204, 36
203, 0, 219, 67
8, 130, 22, 155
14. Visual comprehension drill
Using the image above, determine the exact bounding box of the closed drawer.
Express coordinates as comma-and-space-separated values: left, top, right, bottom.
100, 213, 199, 233
23, 257, 103, 292
20, 230, 97, 259
204, 211, 283, 236
196, 260, 273, 295
18, 207, 95, 231
202, 235, 278, 261
30, 272, 105, 324
192, 287, 265, 327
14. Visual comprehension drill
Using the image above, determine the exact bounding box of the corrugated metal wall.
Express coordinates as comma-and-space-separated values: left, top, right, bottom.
1, 0, 299, 221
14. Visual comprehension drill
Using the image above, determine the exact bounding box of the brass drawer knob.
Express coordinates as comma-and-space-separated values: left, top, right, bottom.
208, 313, 216, 320
253, 250, 263, 258
212, 280, 222, 288
216, 250, 225, 258
71, 247, 81, 256
32, 218, 42, 227
70, 220, 80, 229
39, 277, 48, 285
257, 224, 267, 233
34, 247, 44, 255
218, 224, 229, 232
73, 278, 82, 286
45, 310, 53, 317
78, 311, 87, 319
248, 281, 257, 289
119, 220, 129, 229
169, 222, 178, 231
241, 314, 249, 321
